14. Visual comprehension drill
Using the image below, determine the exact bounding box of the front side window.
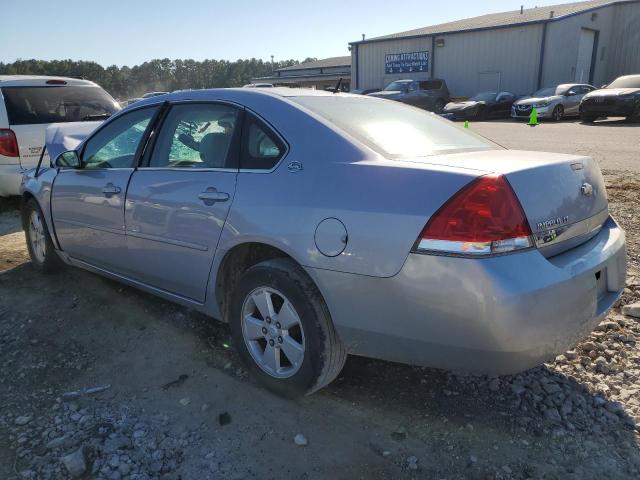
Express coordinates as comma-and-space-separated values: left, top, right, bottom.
384, 81, 411, 92
240, 115, 285, 170
82, 106, 157, 169
1, 86, 120, 126
149, 103, 239, 168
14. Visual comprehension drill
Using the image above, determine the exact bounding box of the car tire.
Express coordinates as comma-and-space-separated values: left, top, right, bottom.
475, 107, 487, 121
229, 257, 347, 397
23, 198, 62, 273
580, 112, 597, 123
434, 99, 446, 114
552, 105, 564, 122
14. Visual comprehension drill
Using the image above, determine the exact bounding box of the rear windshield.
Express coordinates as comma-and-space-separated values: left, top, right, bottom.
1, 86, 119, 126
291, 96, 497, 159
608, 76, 640, 89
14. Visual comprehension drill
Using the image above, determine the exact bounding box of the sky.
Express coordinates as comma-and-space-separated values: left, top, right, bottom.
1, 0, 582, 67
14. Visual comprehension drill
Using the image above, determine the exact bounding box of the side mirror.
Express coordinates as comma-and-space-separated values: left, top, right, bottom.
600, 84, 608, 89
55, 150, 81, 169
566, 91, 576, 96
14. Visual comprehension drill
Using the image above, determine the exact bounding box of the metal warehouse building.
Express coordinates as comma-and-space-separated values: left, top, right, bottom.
252, 56, 351, 90
350, 0, 640, 97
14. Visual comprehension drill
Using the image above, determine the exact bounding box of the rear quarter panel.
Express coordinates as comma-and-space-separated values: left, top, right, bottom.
213, 92, 482, 278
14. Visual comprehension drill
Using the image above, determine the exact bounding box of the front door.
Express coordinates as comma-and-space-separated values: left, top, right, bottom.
51, 106, 158, 272
124, 102, 241, 302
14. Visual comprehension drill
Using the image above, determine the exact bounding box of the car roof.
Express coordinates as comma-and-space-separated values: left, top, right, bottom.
0, 75, 99, 87
117, 87, 370, 114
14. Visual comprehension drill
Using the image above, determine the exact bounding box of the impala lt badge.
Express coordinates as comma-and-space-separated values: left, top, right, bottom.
581, 182, 594, 196
537, 216, 570, 231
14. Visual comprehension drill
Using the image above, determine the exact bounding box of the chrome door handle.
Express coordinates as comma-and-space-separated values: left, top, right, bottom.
102, 184, 121, 195
198, 188, 229, 205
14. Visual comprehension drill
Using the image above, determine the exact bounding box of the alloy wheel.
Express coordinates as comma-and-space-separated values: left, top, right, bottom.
28, 210, 47, 263
241, 287, 306, 378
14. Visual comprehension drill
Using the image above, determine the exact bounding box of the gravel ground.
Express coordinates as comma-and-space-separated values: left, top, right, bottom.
1, 171, 639, 479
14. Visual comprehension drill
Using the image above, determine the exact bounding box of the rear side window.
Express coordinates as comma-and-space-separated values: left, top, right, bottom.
419, 81, 442, 90
148, 103, 240, 169
1, 86, 119, 125
240, 114, 285, 170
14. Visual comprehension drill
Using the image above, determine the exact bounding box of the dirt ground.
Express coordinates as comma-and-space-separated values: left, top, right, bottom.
1, 171, 640, 480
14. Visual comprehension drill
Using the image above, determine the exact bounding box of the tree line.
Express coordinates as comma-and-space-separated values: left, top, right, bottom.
0, 58, 317, 100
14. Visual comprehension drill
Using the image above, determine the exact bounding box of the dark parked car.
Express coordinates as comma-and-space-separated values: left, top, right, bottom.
443, 91, 517, 120
351, 87, 381, 95
368, 79, 450, 113
580, 75, 640, 123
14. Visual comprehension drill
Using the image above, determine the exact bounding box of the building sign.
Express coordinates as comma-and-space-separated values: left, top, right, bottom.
385, 51, 429, 74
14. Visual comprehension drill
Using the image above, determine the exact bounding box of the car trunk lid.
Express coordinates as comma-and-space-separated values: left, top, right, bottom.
404, 149, 608, 257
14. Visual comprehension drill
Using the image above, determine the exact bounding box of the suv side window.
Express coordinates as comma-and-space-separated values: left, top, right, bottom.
82, 107, 157, 169
240, 114, 285, 170
419, 80, 442, 91
148, 103, 239, 169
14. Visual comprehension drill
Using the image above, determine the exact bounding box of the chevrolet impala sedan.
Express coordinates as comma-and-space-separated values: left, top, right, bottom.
21, 88, 626, 396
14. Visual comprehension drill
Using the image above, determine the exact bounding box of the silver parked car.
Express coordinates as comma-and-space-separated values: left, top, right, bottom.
21, 88, 626, 396
512, 83, 596, 121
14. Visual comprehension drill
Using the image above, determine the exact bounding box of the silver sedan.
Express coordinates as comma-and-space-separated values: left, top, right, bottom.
21, 88, 626, 396
512, 83, 596, 120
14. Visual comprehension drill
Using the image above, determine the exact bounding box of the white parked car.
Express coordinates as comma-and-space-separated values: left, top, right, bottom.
0, 75, 120, 196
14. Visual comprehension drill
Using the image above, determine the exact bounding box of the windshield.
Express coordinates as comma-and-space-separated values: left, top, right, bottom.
470, 92, 497, 102
1, 86, 120, 126
532, 87, 558, 97
291, 96, 497, 159
384, 81, 411, 92
608, 76, 640, 89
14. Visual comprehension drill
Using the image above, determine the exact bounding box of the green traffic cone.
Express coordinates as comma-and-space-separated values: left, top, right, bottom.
464, 120, 469, 129
528, 108, 538, 127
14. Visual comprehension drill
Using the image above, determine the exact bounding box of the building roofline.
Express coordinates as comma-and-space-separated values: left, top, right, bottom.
349, 0, 638, 45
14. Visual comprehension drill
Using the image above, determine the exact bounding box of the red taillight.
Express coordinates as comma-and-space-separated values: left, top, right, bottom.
415, 174, 533, 256
0, 129, 19, 157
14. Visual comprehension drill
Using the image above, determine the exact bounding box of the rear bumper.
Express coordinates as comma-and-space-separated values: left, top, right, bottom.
0, 164, 25, 197
308, 216, 626, 375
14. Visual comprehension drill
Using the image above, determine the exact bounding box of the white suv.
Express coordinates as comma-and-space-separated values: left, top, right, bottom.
0, 75, 120, 196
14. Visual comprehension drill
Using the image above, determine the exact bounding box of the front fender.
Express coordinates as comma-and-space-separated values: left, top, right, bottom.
20, 167, 60, 250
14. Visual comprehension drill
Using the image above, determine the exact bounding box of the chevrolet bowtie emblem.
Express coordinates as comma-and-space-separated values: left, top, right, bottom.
581, 182, 594, 196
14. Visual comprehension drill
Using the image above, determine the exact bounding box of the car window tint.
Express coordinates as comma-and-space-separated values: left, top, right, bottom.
0, 86, 120, 126
419, 81, 442, 90
82, 107, 157, 169
241, 115, 285, 170
149, 103, 239, 168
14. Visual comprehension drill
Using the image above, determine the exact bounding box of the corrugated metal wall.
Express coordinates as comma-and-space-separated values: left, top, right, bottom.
432, 25, 544, 96
354, 37, 432, 90
353, 1, 639, 97
607, 2, 640, 79
542, 6, 616, 87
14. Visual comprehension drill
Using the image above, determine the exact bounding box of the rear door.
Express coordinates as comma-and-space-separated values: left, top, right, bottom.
123, 102, 241, 302
51, 106, 159, 272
